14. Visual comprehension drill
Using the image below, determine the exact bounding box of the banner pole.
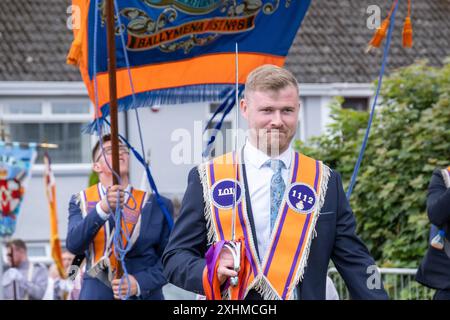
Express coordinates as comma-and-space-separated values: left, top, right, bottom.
106, 0, 123, 280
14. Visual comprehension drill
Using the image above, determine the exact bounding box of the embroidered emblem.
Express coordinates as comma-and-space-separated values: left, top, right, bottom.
211, 179, 242, 209
287, 183, 317, 214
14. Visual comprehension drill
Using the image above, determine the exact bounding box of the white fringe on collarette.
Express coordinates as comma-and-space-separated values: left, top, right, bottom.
198, 163, 218, 246
198, 159, 260, 300
288, 163, 331, 298
248, 163, 331, 300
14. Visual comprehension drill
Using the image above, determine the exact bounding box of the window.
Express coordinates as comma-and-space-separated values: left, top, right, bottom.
205, 120, 233, 158
27, 245, 47, 258
296, 97, 305, 141
209, 102, 222, 114
0, 98, 93, 164
299, 97, 322, 142
205, 103, 234, 158
6, 101, 42, 114
8, 123, 91, 163
342, 97, 369, 111
51, 101, 90, 114
26, 243, 53, 265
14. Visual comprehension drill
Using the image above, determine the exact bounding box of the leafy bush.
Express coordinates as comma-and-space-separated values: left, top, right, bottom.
295, 59, 450, 269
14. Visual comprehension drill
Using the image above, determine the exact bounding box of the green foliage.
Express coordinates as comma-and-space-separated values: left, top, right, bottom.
89, 170, 99, 186
295, 60, 450, 271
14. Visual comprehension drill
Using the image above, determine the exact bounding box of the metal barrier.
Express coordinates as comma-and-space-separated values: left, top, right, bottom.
328, 267, 435, 300
23, 254, 437, 300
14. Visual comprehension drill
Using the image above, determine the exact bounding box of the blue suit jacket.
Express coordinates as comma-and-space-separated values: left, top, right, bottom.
163, 165, 388, 300
66, 192, 172, 300
416, 169, 450, 290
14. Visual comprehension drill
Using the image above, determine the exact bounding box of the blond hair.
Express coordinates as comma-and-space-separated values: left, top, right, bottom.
244, 64, 298, 99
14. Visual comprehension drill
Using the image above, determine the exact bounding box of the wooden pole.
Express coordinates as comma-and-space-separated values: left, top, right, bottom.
106, 0, 120, 187
105, 0, 123, 281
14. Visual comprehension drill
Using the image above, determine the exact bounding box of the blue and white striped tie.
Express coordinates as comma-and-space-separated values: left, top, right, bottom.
265, 159, 286, 232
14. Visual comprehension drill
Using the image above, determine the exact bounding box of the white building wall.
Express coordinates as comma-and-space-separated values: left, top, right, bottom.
0, 81, 374, 254
127, 102, 209, 199
126, 83, 374, 201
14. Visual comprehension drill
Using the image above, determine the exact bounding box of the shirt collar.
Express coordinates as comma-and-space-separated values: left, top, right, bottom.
244, 140, 292, 170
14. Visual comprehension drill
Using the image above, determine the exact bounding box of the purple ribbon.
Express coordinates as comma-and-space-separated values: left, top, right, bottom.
205, 240, 227, 286
205, 239, 253, 300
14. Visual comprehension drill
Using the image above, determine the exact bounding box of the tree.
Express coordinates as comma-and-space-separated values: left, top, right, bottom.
295, 59, 450, 298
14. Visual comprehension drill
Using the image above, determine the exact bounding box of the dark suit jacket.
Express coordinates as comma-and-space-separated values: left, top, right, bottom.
66, 192, 173, 300
416, 169, 450, 290
162, 165, 388, 300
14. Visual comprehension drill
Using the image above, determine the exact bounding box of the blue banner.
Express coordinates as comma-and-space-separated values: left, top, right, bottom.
69, 0, 311, 126
0, 143, 37, 237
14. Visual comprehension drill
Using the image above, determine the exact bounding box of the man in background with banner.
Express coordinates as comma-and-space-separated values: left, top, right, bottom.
163, 65, 388, 300
66, 134, 173, 300
2, 239, 48, 300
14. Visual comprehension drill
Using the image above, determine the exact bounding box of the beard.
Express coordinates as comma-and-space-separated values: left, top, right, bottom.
255, 129, 291, 156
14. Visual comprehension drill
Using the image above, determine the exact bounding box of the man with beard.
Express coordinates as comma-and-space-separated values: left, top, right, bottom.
163, 65, 388, 300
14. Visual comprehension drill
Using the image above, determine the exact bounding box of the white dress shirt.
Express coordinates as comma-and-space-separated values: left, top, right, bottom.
243, 141, 293, 259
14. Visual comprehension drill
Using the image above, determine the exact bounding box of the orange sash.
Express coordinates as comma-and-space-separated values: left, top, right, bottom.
199, 151, 330, 300
79, 184, 147, 277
